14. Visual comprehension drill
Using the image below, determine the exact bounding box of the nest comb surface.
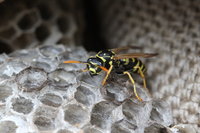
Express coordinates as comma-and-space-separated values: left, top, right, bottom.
0, 45, 174, 133
96, 0, 200, 132
0, 0, 84, 53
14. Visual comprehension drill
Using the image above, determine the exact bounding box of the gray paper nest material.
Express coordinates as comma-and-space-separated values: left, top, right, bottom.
0, 0, 83, 53
0, 45, 173, 133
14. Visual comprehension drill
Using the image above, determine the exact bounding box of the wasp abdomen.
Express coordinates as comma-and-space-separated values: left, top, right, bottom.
133, 58, 146, 73
116, 58, 146, 74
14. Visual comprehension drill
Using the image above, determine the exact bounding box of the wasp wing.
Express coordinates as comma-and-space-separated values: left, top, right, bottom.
110, 46, 142, 54
113, 53, 158, 59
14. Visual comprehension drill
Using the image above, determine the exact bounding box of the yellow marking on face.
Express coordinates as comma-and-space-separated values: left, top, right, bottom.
91, 62, 98, 66
89, 67, 96, 74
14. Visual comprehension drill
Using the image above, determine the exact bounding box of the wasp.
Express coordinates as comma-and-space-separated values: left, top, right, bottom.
63, 46, 157, 101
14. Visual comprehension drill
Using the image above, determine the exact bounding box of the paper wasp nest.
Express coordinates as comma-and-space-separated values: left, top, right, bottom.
0, 45, 174, 133
0, 0, 83, 53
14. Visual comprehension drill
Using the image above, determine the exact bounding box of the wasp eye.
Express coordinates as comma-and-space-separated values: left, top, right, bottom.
87, 57, 103, 66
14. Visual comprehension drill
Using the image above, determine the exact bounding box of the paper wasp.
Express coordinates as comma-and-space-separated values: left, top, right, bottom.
63, 46, 157, 101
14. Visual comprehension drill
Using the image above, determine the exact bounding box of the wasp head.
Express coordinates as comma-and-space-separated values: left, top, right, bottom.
87, 57, 104, 76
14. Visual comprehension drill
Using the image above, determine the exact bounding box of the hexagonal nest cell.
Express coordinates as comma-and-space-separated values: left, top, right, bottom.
11, 96, 34, 114
0, 0, 84, 53
15, 67, 48, 92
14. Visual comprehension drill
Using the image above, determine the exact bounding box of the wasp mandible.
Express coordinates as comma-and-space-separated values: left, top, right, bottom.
63, 46, 158, 101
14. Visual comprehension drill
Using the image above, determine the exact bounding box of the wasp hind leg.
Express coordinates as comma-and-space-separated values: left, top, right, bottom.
134, 66, 147, 89
123, 71, 143, 101
134, 66, 152, 98
102, 65, 113, 86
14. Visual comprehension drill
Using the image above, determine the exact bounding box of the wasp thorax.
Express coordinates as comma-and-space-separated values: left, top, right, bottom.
96, 50, 115, 69
87, 57, 103, 76
96, 50, 115, 60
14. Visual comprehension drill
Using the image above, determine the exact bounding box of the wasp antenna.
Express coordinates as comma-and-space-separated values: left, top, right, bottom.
63, 60, 86, 64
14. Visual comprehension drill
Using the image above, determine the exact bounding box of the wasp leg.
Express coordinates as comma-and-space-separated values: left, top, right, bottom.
123, 71, 143, 101
99, 66, 109, 72
81, 68, 89, 72
102, 65, 113, 86
134, 66, 147, 89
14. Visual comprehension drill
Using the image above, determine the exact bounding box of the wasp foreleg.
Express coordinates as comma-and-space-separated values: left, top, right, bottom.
81, 68, 89, 72
102, 65, 113, 86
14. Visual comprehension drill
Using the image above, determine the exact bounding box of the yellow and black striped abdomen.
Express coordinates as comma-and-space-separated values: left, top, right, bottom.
115, 58, 146, 74
132, 58, 146, 73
